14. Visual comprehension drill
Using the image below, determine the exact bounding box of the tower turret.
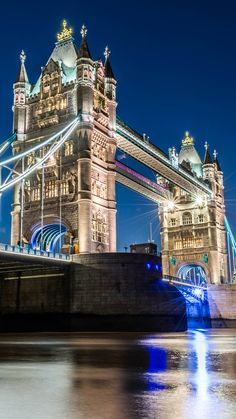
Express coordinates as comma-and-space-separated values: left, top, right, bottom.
104, 46, 117, 135
13, 51, 30, 139
76, 25, 94, 117
202, 141, 215, 184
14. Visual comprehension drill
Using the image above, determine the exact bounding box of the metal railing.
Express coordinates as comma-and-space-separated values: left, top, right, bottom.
0, 243, 71, 262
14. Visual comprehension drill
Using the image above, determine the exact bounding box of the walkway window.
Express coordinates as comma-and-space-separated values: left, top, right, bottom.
183, 212, 192, 225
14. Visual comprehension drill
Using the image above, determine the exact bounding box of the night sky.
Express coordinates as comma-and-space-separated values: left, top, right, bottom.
0, 0, 236, 251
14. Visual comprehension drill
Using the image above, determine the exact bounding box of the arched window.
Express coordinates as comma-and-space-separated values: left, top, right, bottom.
182, 212, 192, 225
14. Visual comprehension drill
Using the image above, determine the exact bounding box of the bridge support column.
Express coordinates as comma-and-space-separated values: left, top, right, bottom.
77, 127, 92, 253
78, 199, 92, 253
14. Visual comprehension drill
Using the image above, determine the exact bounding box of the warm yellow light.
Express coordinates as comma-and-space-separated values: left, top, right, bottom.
196, 196, 203, 207
167, 200, 175, 211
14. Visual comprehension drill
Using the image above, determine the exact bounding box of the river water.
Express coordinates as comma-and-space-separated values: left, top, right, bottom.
0, 330, 235, 419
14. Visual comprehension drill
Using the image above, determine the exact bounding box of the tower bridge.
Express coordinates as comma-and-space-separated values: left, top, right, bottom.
0, 19, 235, 290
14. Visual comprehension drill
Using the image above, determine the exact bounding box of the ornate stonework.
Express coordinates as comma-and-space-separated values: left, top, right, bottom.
11, 22, 117, 254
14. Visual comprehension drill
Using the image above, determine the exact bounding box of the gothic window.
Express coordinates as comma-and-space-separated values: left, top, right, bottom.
45, 180, 56, 198
61, 172, 69, 195
198, 214, 204, 223
64, 141, 73, 156
183, 237, 194, 248
170, 218, 176, 226
174, 240, 182, 250
32, 187, 40, 201
92, 211, 107, 243
182, 212, 192, 225
195, 237, 203, 247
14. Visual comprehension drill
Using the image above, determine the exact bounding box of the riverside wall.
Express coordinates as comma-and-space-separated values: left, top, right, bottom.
0, 253, 187, 332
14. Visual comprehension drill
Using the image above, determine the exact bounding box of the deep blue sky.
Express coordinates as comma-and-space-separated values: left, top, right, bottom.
0, 0, 236, 250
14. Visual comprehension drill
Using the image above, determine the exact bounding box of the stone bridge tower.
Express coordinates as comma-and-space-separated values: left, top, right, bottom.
159, 132, 228, 285
11, 21, 117, 253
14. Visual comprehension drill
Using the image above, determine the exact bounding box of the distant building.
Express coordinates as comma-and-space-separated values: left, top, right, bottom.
130, 242, 157, 255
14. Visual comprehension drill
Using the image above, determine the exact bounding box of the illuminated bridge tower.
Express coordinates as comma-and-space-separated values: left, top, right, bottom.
159, 132, 228, 285
11, 21, 117, 253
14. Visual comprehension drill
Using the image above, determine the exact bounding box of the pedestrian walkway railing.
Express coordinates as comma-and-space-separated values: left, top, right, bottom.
0, 243, 71, 261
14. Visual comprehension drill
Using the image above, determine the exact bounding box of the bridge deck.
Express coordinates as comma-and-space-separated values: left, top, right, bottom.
116, 119, 212, 197
115, 160, 172, 203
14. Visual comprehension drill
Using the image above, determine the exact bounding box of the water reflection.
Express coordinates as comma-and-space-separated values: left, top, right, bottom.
194, 330, 208, 398
0, 331, 235, 419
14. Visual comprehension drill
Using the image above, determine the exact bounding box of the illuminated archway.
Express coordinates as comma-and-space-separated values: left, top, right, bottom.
178, 264, 207, 287
31, 223, 67, 252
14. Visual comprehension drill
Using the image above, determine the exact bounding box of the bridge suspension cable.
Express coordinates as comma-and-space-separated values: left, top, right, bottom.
0, 117, 79, 194
0, 132, 17, 157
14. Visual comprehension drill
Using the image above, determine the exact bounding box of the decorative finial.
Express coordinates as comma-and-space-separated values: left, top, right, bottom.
204, 141, 209, 150
104, 46, 111, 60
213, 149, 218, 160
80, 24, 87, 39
182, 131, 194, 146
20, 50, 26, 64
57, 19, 73, 42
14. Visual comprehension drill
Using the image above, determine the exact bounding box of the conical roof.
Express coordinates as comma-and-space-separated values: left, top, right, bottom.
104, 46, 115, 79
213, 150, 222, 171
78, 25, 92, 59
203, 143, 213, 165
78, 37, 92, 59
15, 51, 29, 83
105, 57, 115, 79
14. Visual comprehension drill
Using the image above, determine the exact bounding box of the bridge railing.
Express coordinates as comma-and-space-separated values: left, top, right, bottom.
0, 243, 71, 261
162, 274, 207, 290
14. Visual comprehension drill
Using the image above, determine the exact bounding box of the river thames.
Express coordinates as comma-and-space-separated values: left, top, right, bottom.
0, 330, 235, 419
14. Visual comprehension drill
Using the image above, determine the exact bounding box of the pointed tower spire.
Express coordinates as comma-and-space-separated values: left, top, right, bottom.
15, 50, 29, 83
78, 24, 92, 59
104, 46, 115, 79
213, 149, 222, 172
203, 141, 213, 164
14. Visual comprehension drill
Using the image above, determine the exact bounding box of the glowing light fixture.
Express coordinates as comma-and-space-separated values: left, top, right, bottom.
167, 200, 175, 211
194, 288, 203, 298
196, 196, 204, 207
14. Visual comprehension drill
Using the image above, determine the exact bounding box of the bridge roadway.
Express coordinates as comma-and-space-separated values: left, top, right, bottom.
0, 244, 70, 281
116, 118, 212, 198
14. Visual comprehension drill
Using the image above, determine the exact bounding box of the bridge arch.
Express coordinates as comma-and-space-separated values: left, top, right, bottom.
177, 263, 208, 287
29, 216, 74, 252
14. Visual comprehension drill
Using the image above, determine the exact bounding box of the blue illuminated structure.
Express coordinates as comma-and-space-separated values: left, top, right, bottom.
31, 223, 67, 252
